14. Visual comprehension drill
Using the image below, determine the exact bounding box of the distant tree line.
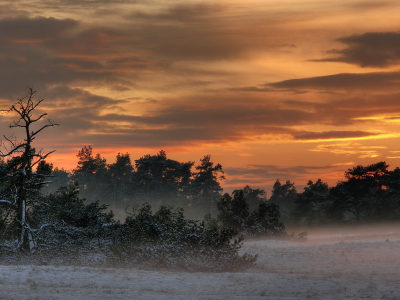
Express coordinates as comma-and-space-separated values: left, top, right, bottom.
269, 161, 400, 225
45, 146, 400, 225
44, 146, 225, 220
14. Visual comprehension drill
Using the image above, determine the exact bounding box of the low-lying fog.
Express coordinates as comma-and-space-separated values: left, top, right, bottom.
1, 224, 399, 300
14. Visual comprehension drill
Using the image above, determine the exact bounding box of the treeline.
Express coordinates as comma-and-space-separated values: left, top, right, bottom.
46, 146, 226, 219
270, 161, 400, 225
46, 147, 400, 225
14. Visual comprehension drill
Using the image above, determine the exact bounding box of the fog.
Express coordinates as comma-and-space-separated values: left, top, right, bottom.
1, 224, 399, 299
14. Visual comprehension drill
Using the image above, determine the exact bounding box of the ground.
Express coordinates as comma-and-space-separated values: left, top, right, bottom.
1, 225, 399, 299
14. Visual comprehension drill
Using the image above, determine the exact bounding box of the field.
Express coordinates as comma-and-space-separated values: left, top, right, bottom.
1, 225, 399, 300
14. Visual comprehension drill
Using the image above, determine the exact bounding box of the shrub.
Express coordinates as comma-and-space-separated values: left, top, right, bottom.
1, 202, 257, 272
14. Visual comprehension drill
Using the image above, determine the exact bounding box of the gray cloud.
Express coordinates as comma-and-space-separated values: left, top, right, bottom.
123, 3, 298, 61
0, 16, 162, 99
348, 1, 394, 10
314, 31, 400, 67
130, 3, 224, 23
225, 164, 333, 184
245, 71, 400, 93
292, 130, 377, 140
0, 16, 78, 41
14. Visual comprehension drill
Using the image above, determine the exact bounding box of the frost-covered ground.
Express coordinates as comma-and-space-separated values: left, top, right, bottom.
1, 227, 399, 300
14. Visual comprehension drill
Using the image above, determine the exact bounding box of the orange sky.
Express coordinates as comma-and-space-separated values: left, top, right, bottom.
2, 0, 400, 194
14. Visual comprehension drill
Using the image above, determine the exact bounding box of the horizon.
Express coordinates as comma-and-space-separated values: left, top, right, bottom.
42, 146, 400, 196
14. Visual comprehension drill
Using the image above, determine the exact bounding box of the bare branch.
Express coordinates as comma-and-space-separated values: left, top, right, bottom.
3, 134, 17, 148
31, 112, 47, 123
31, 122, 59, 139
0, 142, 27, 157
31, 98, 44, 111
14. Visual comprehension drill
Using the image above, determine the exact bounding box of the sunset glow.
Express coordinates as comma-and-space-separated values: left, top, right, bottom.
2, 0, 400, 192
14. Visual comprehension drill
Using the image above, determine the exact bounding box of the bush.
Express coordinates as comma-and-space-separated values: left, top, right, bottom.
108, 204, 257, 271
1, 201, 257, 272
30, 183, 114, 228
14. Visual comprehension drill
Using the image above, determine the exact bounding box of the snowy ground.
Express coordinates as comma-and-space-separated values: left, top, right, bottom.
1, 226, 399, 300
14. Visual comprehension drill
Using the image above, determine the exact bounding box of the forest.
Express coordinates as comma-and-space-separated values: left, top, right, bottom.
1, 90, 400, 272
42, 148, 400, 227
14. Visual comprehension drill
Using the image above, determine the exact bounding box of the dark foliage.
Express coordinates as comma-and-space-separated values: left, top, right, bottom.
292, 179, 332, 225
47, 147, 226, 220
217, 189, 287, 237
132, 150, 194, 210
330, 162, 400, 223
291, 162, 400, 225
269, 179, 297, 223
29, 183, 114, 228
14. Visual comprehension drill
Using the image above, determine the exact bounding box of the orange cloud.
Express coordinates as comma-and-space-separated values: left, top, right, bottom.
309, 143, 386, 158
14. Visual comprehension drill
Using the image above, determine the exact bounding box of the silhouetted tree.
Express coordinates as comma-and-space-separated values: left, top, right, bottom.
269, 179, 297, 222
72, 145, 109, 203
242, 185, 267, 211
217, 190, 250, 231
43, 167, 70, 194
330, 161, 400, 222
292, 179, 331, 225
191, 155, 225, 216
133, 150, 194, 209
0, 88, 58, 252
108, 153, 133, 211
217, 188, 286, 236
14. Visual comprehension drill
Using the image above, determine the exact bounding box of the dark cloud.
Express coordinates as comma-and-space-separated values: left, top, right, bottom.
292, 130, 377, 140
19, 0, 136, 9
229, 85, 307, 94
229, 86, 275, 92
281, 92, 400, 126
0, 16, 161, 99
97, 102, 315, 129
110, 85, 132, 91
124, 3, 295, 61
348, 1, 394, 10
314, 31, 400, 67
225, 164, 333, 183
263, 71, 400, 93
130, 3, 224, 23
0, 16, 78, 41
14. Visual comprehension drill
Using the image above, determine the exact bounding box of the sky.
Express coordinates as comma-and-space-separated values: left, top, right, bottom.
1, 0, 400, 194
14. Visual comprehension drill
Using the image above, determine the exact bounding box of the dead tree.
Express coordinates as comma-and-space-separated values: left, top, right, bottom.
0, 88, 58, 252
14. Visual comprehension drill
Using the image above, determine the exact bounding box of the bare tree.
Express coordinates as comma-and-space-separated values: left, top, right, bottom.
0, 88, 58, 252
